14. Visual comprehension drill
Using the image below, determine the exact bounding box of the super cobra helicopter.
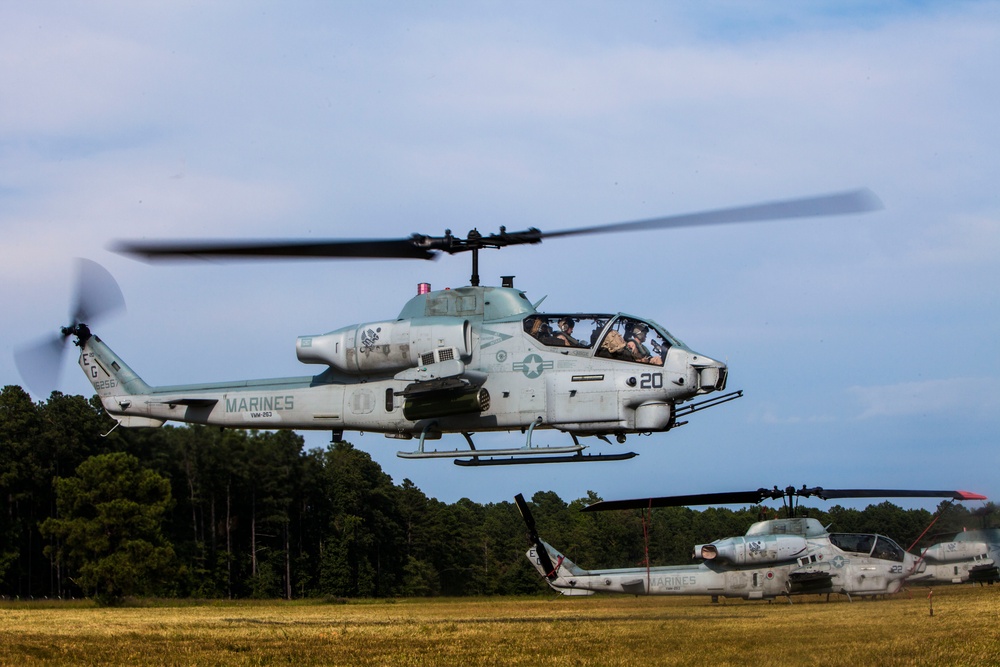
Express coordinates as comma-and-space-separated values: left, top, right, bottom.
17, 189, 881, 465
908, 529, 1000, 586
516, 486, 987, 601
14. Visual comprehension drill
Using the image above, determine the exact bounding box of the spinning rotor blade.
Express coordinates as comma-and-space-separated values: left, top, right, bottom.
514, 493, 558, 580
540, 188, 883, 240
114, 238, 437, 261
13, 333, 67, 397
583, 485, 986, 513
72, 258, 126, 324
14, 259, 125, 396
112, 188, 882, 263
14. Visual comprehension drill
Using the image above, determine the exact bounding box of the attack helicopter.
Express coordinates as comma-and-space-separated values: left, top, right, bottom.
16, 189, 881, 466
908, 529, 1000, 586
516, 486, 987, 601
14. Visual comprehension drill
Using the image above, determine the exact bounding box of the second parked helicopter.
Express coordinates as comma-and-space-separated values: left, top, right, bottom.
516, 486, 986, 600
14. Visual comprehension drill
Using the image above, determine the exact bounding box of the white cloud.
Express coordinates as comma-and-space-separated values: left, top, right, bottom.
850, 377, 1000, 420
2, 2, 999, 504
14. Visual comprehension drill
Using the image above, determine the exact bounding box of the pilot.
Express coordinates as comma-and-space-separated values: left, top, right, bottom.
526, 317, 551, 341
554, 317, 584, 347
535, 320, 560, 345
625, 323, 661, 365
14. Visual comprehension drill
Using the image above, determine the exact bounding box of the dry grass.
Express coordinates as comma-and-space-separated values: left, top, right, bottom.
1, 587, 998, 666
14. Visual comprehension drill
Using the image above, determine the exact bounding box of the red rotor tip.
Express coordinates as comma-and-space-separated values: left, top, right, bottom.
955, 490, 987, 501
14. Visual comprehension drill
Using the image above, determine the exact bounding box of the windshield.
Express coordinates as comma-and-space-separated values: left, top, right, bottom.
523, 314, 611, 349
872, 536, 905, 562
595, 316, 672, 366
829, 533, 874, 555
523, 314, 688, 367
828, 533, 904, 562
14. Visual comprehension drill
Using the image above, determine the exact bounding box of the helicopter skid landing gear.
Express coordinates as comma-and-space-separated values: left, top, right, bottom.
396, 419, 638, 466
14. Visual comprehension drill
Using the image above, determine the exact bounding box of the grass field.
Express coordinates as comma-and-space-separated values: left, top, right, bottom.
1, 586, 998, 666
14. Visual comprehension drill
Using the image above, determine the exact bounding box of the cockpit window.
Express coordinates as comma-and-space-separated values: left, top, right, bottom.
523, 315, 609, 349
829, 533, 876, 557
872, 536, 905, 562
595, 317, 669, 366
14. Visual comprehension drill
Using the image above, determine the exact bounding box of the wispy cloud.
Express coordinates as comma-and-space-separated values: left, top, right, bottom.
850, 377, 1000, 420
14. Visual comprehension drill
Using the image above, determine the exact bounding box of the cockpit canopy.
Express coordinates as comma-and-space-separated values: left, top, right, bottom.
522, 314, 687, 367
829, 533, 905, 562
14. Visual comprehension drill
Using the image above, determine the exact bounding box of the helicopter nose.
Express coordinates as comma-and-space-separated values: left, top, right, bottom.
691, 356, 728, 393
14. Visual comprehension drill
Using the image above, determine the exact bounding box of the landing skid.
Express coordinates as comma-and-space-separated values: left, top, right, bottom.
454, 451, 637, 466
396, 419, 638, 465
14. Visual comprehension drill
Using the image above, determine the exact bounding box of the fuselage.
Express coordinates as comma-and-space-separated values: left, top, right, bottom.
78, 285, 729, 442
908, 529, 1000, 585
528, 518, 918, 600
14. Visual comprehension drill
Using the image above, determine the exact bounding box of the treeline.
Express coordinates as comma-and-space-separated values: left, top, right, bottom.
1, 386, 994, 604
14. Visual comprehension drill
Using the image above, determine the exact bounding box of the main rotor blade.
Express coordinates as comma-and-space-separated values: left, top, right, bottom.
113, 188, 881, 264
113, 238, 436, 261
582, 489, 780, 512
805, 488, 988, 501
72, 258, 126, 324
583, 486, 986, 512
542, 188, 883, 240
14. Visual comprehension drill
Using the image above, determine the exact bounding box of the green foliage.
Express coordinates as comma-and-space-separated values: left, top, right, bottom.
39, 452, 177, 605
3, 386, 996, 601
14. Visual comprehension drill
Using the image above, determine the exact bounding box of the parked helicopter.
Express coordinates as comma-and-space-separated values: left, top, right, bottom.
908, 528, 1000, 586
516, 486, 987, 601
16, 189, 881, 466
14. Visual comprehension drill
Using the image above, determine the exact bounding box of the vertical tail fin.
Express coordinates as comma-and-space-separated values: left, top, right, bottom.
77, 330, 164, 428
78, 330, 151, 398
526, 540, 587, 578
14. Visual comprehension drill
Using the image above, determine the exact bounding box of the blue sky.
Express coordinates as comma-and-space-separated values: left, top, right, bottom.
2, 2, 998, 513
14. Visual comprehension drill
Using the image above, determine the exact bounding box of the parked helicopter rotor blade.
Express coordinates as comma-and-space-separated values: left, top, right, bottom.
13, 259, 126, 396
542, 188, 883, 240
802, 488, 988, 501
113, 238, 437, 262
514, 493, 558, 580
583, 485, 987, 513
582, 489, 782, 512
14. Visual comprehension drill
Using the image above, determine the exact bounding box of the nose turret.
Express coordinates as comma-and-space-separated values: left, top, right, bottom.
691, 355, 728, 394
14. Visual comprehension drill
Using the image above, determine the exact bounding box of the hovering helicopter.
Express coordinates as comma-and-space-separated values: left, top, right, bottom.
515, 486, 987, 601
908, 528, 1000, 586
16, 190, 881, 466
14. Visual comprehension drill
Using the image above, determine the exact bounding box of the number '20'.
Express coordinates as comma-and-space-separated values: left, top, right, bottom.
640, 373, 663, 389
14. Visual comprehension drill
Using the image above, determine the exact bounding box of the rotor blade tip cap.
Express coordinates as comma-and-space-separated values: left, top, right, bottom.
856, 187, 885, 212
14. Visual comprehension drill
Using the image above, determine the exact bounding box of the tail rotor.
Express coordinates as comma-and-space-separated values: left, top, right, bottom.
514, 493, 558, 580
14, 259, 125, 395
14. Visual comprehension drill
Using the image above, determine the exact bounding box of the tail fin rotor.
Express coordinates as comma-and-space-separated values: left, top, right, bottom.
14, 259, 126, 396
71, 258, 125, 325
514, 493, 558, 580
